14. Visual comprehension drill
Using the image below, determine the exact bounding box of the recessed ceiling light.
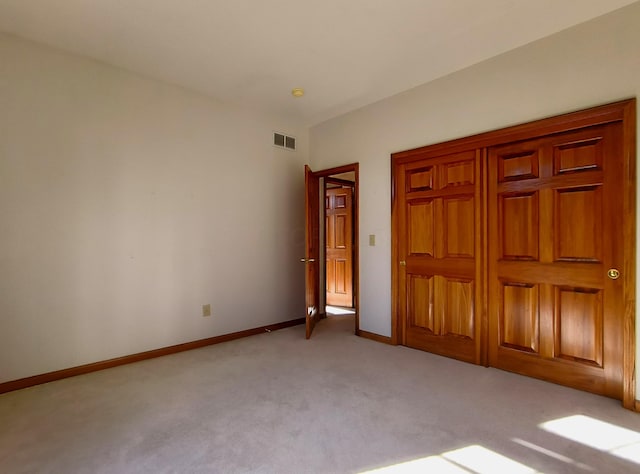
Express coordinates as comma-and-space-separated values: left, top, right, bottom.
291, 88, 305, 98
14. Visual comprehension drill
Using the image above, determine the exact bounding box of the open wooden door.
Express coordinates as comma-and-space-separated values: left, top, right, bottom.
304, 165, 320, 339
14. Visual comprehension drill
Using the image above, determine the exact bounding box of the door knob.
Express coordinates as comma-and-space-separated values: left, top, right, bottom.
300, 258, 306, 263
607, 268, 620, 280
400, 260, 406, 266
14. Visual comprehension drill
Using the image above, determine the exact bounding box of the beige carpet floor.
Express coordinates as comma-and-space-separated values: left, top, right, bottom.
1, 315, 639, 473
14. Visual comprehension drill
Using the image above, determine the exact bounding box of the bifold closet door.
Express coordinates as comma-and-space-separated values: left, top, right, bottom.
487, 123, 624, 398
396, 149, 484, 364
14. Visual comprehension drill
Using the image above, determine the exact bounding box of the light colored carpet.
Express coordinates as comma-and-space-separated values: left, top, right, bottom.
1, 315, 639, 473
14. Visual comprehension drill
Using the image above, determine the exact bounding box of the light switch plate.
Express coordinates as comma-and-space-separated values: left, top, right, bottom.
369, 234, 376, 246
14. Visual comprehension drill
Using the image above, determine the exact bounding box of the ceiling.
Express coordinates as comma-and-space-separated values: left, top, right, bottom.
0, 0, 637, 126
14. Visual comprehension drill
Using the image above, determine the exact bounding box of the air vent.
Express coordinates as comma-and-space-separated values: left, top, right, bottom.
274, 132, 296, 151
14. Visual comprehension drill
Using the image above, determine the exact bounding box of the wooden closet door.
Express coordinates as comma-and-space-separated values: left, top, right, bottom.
397, 150, 484, 364
488, 123, 624, 398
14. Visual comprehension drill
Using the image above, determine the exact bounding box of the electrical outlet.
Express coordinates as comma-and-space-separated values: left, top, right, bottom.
202, 304, 211, 317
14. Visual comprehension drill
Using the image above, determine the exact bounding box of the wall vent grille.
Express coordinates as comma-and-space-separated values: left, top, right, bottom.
274, 132, 296, 151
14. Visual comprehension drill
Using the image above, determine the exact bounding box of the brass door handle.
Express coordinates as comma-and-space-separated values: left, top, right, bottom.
400, 260, 406, 266
300, 258, 316, 263
607, 268, 620, 280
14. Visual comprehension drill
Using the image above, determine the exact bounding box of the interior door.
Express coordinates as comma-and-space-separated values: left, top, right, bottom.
488, 122, 624, 398
326, 186, 353, 307
304, 165, 320, 339
396, 149, 484, 364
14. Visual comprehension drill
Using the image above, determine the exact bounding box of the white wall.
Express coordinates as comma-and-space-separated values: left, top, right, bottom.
0, 34, 307, 383
310, 3, 640, 394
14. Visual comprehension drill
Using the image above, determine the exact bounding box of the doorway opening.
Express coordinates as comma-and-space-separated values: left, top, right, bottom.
324, 173, 356, 317
304, 163, 359, 338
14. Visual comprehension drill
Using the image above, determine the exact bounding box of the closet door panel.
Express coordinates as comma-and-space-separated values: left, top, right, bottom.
554, 186, 603, 262
500, 281, 540, 353
499, 192, 539, 260
408, 274, 435, 333
444, 196, 475, 258
408, 200, 435, 256
554, 286, 603, 367
442, 277, 475, 338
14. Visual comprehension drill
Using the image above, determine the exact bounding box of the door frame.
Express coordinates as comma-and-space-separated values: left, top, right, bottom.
391, 99, 636, 409
312, 163, 360, 333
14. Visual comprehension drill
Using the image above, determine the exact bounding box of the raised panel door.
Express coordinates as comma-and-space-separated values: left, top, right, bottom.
398, 150, 483, 364
326, 186, 354, 307
488, 123, 624, 398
